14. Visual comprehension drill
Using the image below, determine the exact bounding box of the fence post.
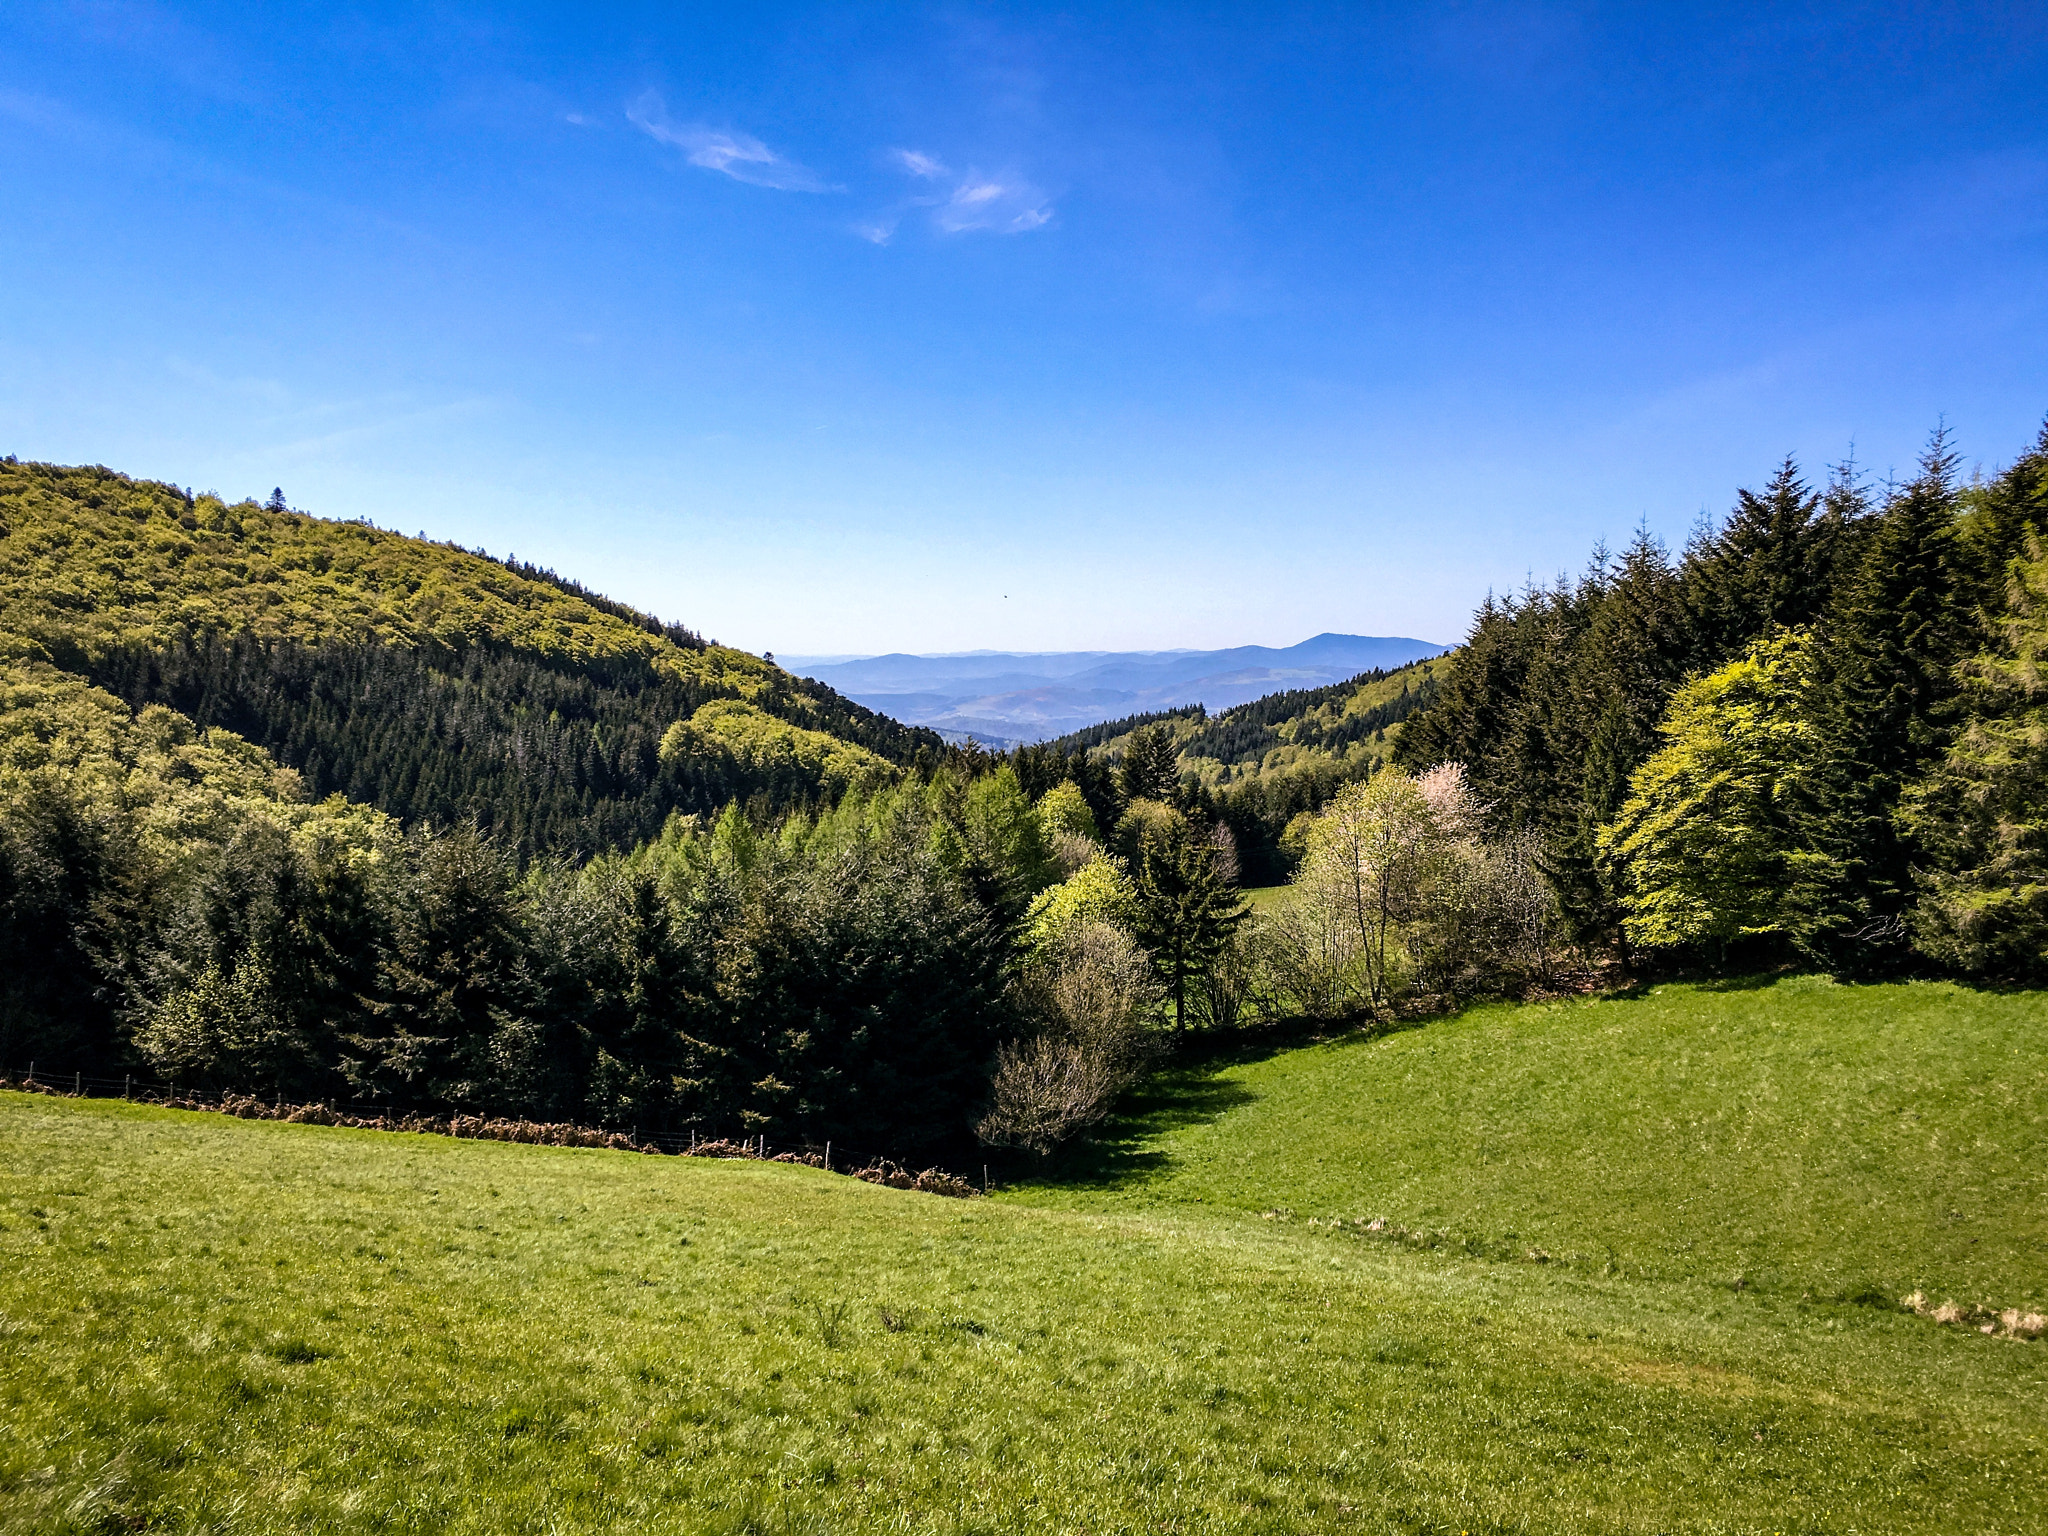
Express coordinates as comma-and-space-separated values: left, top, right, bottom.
825, 1140, 831, 1173
26, 1061, 33, 1086
124, 1075, 131, 1101
75, 1071, 82, 1097
984, 1165, 990, 1194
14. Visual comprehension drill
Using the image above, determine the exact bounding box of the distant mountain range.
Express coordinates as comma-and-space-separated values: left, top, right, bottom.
781, 634, 1451, 746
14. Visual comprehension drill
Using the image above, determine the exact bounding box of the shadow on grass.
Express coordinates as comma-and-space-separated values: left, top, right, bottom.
1005, 1017, 1386, 1193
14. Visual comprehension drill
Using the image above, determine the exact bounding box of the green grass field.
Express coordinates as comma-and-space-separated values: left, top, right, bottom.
1013, 976, 2048, 1309
4, 977, 2046, 1533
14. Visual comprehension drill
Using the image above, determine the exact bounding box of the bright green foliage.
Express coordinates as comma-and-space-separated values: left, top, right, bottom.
1390, 421, 2048, 971
1022, 851, 1139, 951
659, 700, 896, 801
0, 459, 941, 860
2, 656, 312, 840
1906, 538, 2048, 979
1599, 633, 1824, 950
1033, 778, 1098, 841
962, 765, 1056, 895
0, 656, 398, 1073
1027, 661, 1453, 889
5, 1019, 2045, 1533
0, 461, 747, 684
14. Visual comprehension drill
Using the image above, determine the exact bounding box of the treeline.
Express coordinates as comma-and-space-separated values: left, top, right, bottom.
1395, 422, 2048, 979
0, 654, 1253, 1157
1038, 704, 1205, 756
1014, 681, 1436, 888
1181, 670, 1439, 765
0, 690, 1016, 1154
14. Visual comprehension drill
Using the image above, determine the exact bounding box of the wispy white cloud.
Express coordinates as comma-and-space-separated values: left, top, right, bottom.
890, 148, 949, 179
933, 175, 1053, 235
860, 151, 1053, 241
627, 91, 833, 192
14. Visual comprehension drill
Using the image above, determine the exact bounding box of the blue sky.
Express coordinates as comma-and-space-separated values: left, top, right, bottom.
3, 4, 2044, 654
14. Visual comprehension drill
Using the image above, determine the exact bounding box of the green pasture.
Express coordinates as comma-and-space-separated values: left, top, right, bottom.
1015, 976, 2048, 1309
3, 976, 2047, 1533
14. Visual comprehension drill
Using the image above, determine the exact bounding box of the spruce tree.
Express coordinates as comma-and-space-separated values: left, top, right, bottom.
1683, 458, 1833, 663
1131, 812, 1247, 1030
1903, 536, 2048, 979
1790, 429, 1966, 968
1117, 724, 1182, 805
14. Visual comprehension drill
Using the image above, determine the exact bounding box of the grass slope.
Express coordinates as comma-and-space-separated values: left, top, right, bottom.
1014, 977, 2048, 1310
4, 1053, 2046, 1533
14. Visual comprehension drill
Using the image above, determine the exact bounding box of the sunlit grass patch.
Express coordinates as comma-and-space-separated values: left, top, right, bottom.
2, 1085, 2045, 1533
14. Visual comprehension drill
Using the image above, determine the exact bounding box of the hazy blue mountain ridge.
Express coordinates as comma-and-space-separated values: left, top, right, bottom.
784, 633, 1449, 745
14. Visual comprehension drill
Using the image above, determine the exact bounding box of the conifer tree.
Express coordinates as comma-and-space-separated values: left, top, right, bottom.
1683, 458, 1834, 664
1903, 531, 2048, 980
1790, 429, 1966, 967
1130, 811, 1247, 1030
1117, 723, 1182, 806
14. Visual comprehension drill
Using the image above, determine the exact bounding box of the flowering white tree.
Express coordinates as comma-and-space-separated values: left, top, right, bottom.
1285, 762, 1556, 1013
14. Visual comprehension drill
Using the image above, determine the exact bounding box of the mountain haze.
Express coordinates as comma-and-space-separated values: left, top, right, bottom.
786, 633, 1448, 745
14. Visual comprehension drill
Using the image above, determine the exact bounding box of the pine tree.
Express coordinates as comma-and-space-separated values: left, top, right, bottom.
1952, 419, 2048, 616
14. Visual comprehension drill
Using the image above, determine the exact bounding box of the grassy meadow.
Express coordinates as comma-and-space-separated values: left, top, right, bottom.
3, 977, 2046, 1533
1014, 977, 2048, 1309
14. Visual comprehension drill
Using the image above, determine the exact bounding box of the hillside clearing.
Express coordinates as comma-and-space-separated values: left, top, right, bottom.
1011, 977, 2048, 1311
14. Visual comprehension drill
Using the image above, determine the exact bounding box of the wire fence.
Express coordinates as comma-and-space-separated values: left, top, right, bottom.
2, 1064, 986, 1197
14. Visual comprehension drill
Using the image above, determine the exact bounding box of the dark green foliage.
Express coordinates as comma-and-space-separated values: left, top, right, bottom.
1038, 705, 1202, 757
1682, 458, 1846, 664
0, 775, 149, 1069
687, 833, 1014, 1153
1130, 812, 1247, 1031
2, 457, 944, 866
163, 817, 388, 1099
1951, 421, 2048, 615
1116, 724, 1184, 804
1790, 436, 1968, 968
81, 634, 833, 863
1398, 531, 1691, 938
1009, 742, 1121, 842
346, 825, 529, 1107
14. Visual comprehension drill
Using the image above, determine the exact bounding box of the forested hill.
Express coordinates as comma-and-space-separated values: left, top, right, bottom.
1020, 655, 1450, 884
0, 459, 943, 858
